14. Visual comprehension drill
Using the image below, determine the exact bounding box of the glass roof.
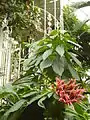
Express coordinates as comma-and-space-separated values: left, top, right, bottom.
34, 0, 90, 23
64, 0, 90, 23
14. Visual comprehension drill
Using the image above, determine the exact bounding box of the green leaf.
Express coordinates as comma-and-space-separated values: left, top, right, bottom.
52, 56, 64, 76
50, 30, 58, 37
13, 76, 32, 85
0, 84, 19, 99
65, 108, 79, 117
73, 103, 84, 115
53, 93, 59, 100
42, 49, 52, 60
56, 45, 64, 57
47, 92, 53, 98
68, 64, 80, 80
79, 102, 87, 111
38, 46, 48, 54
28, 91, 49, 105
38, 96, 47, 109
65, 108, 81, 119
65, 106, 86, 120
67, 40, 82, 48
40, 59, 53, 71
1, 99, 26, 120
35, 55, 42, 66
69, 52, 82, 67
22, 91, 38, 98
23, 55, 36, 67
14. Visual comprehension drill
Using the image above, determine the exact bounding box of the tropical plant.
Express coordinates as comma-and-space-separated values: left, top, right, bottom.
0, 28, 85, 119
65, 102, 90, 120
24, 29, 83, 80
63, 5, 90, 80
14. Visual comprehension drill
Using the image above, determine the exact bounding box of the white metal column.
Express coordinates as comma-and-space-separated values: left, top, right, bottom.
54, 0, 57, 29
60, 0, 64, 30
44, 0, 47, 37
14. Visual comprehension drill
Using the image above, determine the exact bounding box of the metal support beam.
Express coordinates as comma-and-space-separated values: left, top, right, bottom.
60, 0, 64, 30
54, 0, 57, 29
44, 0, 47, 37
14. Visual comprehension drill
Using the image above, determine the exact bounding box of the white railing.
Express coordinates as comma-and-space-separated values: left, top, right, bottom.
0, 0, 64, 86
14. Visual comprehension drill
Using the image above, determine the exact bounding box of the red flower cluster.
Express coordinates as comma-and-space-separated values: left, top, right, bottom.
55, 77, 85, 104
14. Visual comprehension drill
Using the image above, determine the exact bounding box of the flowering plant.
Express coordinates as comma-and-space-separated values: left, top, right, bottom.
54, 77, 85, 105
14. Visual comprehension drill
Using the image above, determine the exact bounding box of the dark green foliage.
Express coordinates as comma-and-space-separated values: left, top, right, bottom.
65, 102, 90, 120
24, 30, 82, 80
0, 0, 42, 41
63, 5, 90, 80
44, 98, 65, 120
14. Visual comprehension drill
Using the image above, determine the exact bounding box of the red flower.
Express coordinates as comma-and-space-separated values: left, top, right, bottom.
55, 77, 85, 105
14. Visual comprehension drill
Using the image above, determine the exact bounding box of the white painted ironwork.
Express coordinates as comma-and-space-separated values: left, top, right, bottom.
0, 0, 64, 86
54, 0, 57, 29
44, 0, 47, 37
47, 13, 52, 34
60, 0, 64, 30
0, 18, 12, 85
0, 27, 5, 86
